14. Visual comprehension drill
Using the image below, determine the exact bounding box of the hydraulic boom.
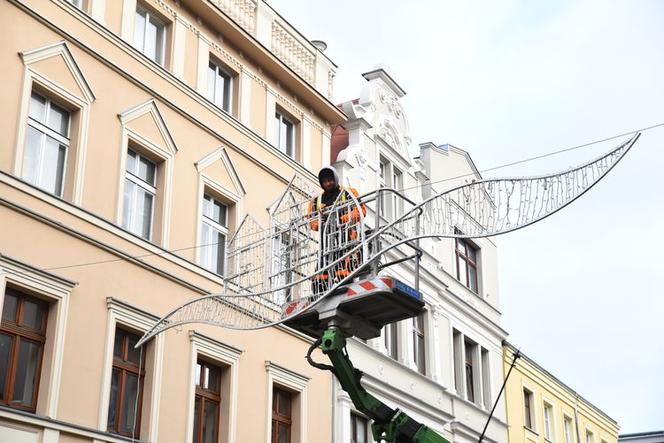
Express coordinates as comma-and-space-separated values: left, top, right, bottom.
311, 327, 450, 443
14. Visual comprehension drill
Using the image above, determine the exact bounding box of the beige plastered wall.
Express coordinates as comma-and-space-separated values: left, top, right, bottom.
0, 0, 335, 441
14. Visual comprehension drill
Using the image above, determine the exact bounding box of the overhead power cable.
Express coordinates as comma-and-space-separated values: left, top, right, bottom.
39, 122, 663, 272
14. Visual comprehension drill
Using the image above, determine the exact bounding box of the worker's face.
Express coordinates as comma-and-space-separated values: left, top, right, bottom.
321, 177, 336, 191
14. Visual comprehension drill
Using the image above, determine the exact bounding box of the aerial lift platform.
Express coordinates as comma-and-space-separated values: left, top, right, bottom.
283, 271, 449, 443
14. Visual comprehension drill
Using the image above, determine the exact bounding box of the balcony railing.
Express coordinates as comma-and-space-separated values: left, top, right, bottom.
208, 0, 335, 99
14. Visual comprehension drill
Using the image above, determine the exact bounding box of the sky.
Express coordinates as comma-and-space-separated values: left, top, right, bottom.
268, 0, 664, 433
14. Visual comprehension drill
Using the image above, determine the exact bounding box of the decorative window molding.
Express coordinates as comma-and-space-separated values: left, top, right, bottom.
98, 298, 164, 442
15, 41, 95, 205
194, 147, 245, 271
185, 331, 243, 443
116, 100, 177, 247
0, 255, 76, 418
265, 361, 309, 443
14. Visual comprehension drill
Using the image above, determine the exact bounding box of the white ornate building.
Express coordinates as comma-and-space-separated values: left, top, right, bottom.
331, 67, 509, 443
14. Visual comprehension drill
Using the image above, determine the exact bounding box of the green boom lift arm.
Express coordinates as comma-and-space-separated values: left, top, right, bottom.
308, 326, 450, 443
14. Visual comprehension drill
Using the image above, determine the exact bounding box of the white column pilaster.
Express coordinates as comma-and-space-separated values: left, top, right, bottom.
335, 386, 353, 443
322, 128, 331, 166
89, 0, 106, 24
301, 116, 311, 169
265, 87, 277, 142
120, 0, 137, 41
42, 429, 59, 443
429, 305, 443, 382
239, 67, 252, 125
196, 34, 210, 95
172, 16, 187, 79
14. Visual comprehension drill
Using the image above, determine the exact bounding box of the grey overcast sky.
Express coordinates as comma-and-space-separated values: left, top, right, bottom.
267, 0, 664, 433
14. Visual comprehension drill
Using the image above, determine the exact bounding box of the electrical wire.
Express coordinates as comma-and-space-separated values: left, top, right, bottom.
38, 122, 663, 273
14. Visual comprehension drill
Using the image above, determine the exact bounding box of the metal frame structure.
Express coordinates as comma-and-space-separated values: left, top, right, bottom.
136, 133, 639, 347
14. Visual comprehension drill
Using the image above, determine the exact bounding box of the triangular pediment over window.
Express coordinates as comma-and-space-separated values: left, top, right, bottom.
195, 147, 246, 197
21, 41, 95, 103
119, 100, 178, 155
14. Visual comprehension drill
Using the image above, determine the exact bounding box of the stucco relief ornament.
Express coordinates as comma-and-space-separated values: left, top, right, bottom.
137, 132, 640, 343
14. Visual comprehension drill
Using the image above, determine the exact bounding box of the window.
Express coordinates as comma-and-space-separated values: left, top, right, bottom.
66, 0, 83, 8
0, 288, 48, 412
481, 347, 491, 409
107, 328, 145, 437
412, 314, 425, 374
586, 431, 594, 443
465, 339, 476, 403
452, 329, 463, 394
271, 231, 292, 306
193, 359, 221, 443
274, 111, 295, 158
564, 416, 574, 443
384, 322, 398, 360
378, 158, 388, 218
272, 387, 292, 443
455, 235, 479, 293
200, 194, 228, 275
134, 6, 166, 66
544, 402, 553, 440
351, 413, 369, 443
392, 167, 404, 217
207, 60, 233, 113
123, 149, 156, 240
22, 92, 70, 197
523, 388, 534, 430
266, 362, 308, 442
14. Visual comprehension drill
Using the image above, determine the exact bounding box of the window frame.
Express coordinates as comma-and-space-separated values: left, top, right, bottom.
207, 58, 234, 113
195, 172, 242, 278
391, 166, 404, 218
116, 103, 177, 249
200, 193, 229, 275
455, 235, 479, 293
23, 91, 71, 197
186, 332, 242, 443
564, 415, 575, 443
274, 110, 295, 158
106, 327, 146, 438
98, 298, 164, 441
464, 339, 476, 403
123, 148, 157, 241
350, 412, 370, 443
523, 387, 535, 430
543, 401, 554, 441
265, 361, 309, 443
0, 256, 74, 418
0, 288, 49, 412
383, 321, 398, 360
271, 386, 293, 443
412, 314, 425, 375
193, 358, 222, 443
134, 5, 167, 67
16, 43, 95, 205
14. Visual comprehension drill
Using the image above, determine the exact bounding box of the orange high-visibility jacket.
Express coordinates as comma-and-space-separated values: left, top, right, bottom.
307, 186, 366, 231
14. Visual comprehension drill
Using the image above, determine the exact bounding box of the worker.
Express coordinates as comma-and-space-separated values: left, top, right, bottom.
308, 166, 366, 294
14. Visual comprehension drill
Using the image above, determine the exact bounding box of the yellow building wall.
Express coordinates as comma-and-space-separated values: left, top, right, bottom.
503, 345, 619, 443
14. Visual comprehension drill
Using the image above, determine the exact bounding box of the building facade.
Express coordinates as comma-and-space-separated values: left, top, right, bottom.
503, 343, 619, 443
620, 431, 664, 443
0, 0, 344, 442
331, 68, 508, 443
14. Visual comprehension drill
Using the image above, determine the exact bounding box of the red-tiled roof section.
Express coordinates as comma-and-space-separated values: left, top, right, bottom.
330, 124, 349, 164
